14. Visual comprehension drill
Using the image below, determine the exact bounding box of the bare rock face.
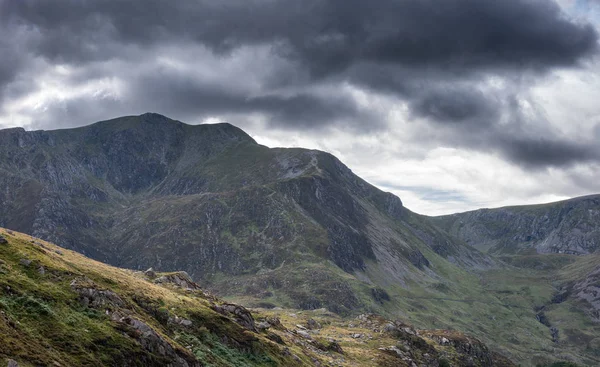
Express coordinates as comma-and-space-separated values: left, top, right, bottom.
434, 195, 600, 255
573, 267, 600, 321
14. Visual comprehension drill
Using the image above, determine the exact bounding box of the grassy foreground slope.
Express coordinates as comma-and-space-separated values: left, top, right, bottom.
0, 228, 515, 367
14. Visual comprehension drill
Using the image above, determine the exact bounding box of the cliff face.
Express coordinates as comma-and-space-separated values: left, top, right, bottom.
0, 113, 491, 313
432, 195, 600, 255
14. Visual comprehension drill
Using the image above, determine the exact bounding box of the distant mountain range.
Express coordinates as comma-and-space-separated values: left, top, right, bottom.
1, 113, 599, 366
433, 195, 600, 255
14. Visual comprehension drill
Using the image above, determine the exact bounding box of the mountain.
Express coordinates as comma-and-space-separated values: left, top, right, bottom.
1, 113, 599, 366
0, 229, 516, 367
432, 195, 600, 255
0, 113, 492, 314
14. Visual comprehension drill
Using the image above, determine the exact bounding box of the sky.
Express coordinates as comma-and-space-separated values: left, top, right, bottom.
1, 0, 599, 215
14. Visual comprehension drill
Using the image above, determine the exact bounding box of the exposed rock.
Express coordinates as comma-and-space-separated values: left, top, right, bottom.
256, 321, 271, 331
296, 330, 312, 339
0, 235, 7, 244
144, 267, 157, 278
265, 316, 285, 330
434, 195, 600, 255
326, 340, 344, 354
19, 259, 31, 267
212, 303, 257, 332
7, 359, 18, 367
572, 266, 600, 321
118, 316, 200, 367
37, 266, 46, 275
306, 318, 321, 330
70, 278, 126, 309
370, 288, 391, 304
168, 315, 193, 327
154, 272, 201, 291
266, 332, 285, 345
551, 327, 560, 343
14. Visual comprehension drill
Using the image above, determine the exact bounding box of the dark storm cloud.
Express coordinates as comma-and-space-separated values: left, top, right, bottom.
411, 87, 499, 126
0, 0, 599, 169
498, 137, 599, 167
3, 0, 597, 76
129, 69, 372, 129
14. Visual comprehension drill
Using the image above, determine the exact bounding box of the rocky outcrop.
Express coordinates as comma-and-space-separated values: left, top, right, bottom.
117, 315, 200, 367
212, 303, 257, 332
70, 278, 126, 309
572, 266, 600, 321
153, 272, 201, 291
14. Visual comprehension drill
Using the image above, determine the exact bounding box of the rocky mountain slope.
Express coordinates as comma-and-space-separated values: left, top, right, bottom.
0, 113, 491, 314
432, 195, 600, 255
0, 228, 516, 367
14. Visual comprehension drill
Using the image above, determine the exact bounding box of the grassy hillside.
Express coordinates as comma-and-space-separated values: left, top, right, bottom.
0, 228, 515, 367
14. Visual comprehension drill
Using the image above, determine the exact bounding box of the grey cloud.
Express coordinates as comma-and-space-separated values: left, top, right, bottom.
411, 87, 499, 126
497, 136, 599, 168
3, 0, 597, 74
128, 69, 375, 130
0, 0, 599, 169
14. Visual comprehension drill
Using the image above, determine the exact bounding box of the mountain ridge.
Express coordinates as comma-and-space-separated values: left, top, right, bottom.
432, 194, 600, 255
2, 113, 600, 365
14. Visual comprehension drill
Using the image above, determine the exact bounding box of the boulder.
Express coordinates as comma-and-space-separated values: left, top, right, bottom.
306, 318, 321, 330
144, 267, 157, 278
19, 259, 32, 267
154, 272, 201, 290
296, 330, 312, 339
0, 235, 7, 244
7, 360, 18, 367
256, 321, 271, 331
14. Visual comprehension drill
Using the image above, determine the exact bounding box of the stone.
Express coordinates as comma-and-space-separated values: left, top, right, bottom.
70, 278, 126, 309
306, 318, 321, 330
144, 267, 157, 278
266, 332, 285, 345
0, 235, 7, 244
19, 259, 32, 267
257, 321, 271, 330
154, 272, 201, 290
327, 340, 344, 354
38, 266, 46, 275
212, 303, 257, 331
296, 330, 312, 339
7, 360, 18, 367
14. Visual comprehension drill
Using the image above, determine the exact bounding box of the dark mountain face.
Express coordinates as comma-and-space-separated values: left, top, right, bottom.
432, 195, 600, 255
0, 113, 492, 313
